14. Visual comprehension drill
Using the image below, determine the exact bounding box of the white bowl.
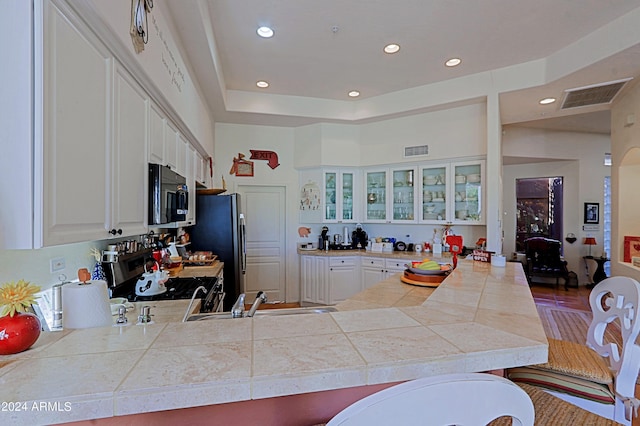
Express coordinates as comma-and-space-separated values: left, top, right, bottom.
455, 175, 466, 184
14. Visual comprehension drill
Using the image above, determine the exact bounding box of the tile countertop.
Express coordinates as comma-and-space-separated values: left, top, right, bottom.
0, 260, 547, 425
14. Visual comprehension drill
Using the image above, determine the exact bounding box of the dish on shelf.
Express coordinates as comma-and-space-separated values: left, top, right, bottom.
467, 174, 481, 183
432, 198, 445, 202
423, 176, 438, 185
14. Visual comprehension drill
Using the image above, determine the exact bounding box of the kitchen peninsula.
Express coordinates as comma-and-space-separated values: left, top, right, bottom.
0, 260, 547, 425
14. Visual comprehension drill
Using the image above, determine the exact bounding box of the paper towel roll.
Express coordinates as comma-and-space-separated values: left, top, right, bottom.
62, 280, 113, 329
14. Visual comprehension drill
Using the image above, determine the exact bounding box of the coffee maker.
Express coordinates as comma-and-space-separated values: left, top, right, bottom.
318, 226, 330, 250
351, 224, 368, 249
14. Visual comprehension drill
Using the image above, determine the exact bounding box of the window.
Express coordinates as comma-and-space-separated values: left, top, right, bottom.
515, 177, 564, 252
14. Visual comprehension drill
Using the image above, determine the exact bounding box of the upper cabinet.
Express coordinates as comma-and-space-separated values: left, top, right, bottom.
323, 170, 359, 223
111, 65, 149, 238
451, 160, 484, 224
419, 164, 450, 223
419, 160, 485, 224
41, 1, 113, 246
299, 168, 360, 224
364, 167, 417, 223
1, 1, 208, 248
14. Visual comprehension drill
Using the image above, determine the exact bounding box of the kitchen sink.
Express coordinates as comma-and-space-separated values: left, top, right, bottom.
185, 306, 338, 321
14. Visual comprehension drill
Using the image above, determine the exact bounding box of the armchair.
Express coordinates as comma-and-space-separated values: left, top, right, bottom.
524, 237, 570, 290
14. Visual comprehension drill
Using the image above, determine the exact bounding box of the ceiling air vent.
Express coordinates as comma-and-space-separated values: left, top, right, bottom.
561, 78, 631, 110
404, 144, 429, 158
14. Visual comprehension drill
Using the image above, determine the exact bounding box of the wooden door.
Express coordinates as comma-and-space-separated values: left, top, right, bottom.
237, 185, 287, 302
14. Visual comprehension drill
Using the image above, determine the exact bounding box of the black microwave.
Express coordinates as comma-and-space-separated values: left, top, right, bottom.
148, 163, 188, 225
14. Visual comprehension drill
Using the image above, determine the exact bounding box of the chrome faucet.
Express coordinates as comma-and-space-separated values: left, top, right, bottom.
231, 293, 245, 318
182, 286, 208, 322
246, 291, 268, 317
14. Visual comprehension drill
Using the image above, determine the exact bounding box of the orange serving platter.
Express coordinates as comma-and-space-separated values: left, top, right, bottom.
400, 270, 446, 287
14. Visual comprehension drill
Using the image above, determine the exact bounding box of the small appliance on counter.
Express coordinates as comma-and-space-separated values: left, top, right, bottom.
351, 224, 368, 249
319, 226, 330, 250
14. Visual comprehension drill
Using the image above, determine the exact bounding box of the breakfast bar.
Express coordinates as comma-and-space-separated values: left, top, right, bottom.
0, 260, 547, 425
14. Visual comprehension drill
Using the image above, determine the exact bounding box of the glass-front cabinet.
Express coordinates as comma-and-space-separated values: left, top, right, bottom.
365, 169, 387, 222
324, 170, 358, 223
451, 160, 484, 224
365, 167, 417, 223
420, 164, 449, 223
391, 167, 417, 222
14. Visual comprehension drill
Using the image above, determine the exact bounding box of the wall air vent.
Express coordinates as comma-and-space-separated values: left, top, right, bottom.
561, 78, 632, 110
404, 145, 429, 158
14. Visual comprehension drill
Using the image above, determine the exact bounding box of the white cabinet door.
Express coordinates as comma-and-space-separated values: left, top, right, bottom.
195, 151, 206, 186
176, 134, 188, 177
149, 102, 165, 165
328, 257, 361, 304
164, 121, 178, 170
183, 144, 197, 226
361, 257, 385, 289
384, 258, 409, 279
111, 65, 148, 237
451, 160, 485, 224
42, 3, 112, 246
300, 255, 329, 304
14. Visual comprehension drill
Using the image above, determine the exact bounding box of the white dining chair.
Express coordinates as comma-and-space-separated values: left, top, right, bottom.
508, 276, 640, 425
326, 373, 534, 426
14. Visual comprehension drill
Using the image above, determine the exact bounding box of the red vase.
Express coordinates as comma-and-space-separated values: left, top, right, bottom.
0, 312, 41, 355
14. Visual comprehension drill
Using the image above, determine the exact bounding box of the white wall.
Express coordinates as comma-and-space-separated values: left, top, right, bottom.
359, 103, 487, 166
611, 78, 640, 282
502, 126, 610, 284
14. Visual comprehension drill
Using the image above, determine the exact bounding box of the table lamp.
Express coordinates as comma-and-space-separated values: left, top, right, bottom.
583, 237, 597, 257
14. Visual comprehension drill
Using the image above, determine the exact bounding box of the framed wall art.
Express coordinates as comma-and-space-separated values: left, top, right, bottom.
623, 236, 640, 263
584, 202, 599, 224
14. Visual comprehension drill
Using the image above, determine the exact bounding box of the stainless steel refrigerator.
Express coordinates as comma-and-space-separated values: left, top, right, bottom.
189, 193, 246, 311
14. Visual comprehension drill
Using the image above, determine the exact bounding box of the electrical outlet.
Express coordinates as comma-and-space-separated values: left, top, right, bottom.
50, 257, 65, 273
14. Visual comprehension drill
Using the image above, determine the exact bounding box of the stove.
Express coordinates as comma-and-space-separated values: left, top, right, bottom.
104, 249, 224, 313
129, 276, 223, 313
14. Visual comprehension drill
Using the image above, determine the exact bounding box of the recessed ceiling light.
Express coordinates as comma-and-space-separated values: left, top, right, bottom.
348, 90, 360, 98
256, 80, 269, 88
383, 44, 400, 54
256, 26, 274, 38
445, 58, 461, 67
539, 97, 556, 105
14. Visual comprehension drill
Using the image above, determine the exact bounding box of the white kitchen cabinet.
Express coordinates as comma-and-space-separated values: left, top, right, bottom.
164, 121, 178, 170
195, 151, 207, 186
419, 163, 450, 224
111, 65, 149, 237
40, 1, 112, 246
148, 102, 165, 165
328, 256, 361, 304
451, 160, 485, 224
182, 144, 197, 226
176, 134, 188, 177
300, 255, 329, 305
384, 258, 409, 279
364, 167, 418, 223
361, 257, 385, 289
324, 170, 359, 223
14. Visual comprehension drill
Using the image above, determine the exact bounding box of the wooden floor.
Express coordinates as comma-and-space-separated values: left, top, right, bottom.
529, 282, 592, 311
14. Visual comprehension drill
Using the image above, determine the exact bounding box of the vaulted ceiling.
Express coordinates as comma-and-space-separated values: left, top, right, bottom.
166, 0, 640, 133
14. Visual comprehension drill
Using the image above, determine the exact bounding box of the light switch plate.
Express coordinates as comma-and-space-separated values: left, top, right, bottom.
50, 257, 65, 273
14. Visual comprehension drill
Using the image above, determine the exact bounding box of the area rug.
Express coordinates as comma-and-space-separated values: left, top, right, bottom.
537, 305, 624, 347
536, 305, 638, 383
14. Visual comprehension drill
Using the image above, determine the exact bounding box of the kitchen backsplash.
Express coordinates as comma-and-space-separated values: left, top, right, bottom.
299, 223, 487, 252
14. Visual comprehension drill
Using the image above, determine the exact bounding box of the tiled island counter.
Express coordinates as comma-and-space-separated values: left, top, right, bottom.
0, 259, 547, 425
